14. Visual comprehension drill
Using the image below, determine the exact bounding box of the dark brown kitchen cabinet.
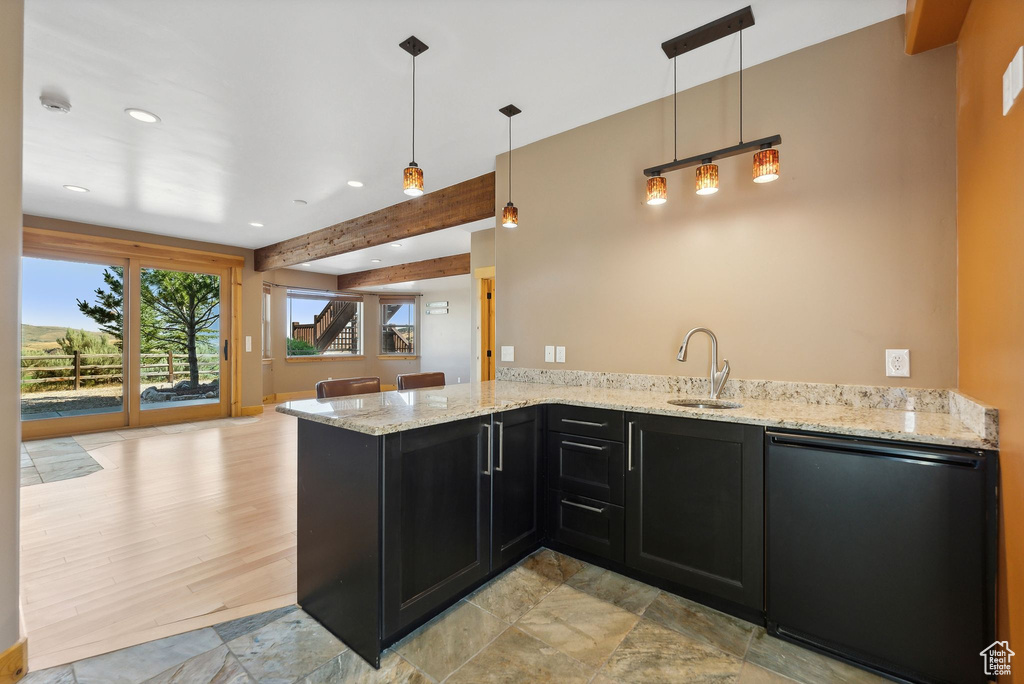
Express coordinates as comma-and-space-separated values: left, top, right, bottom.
382, 416, 491, 637
547, 432, 625, 505
625, 413, 763, 610
491, 407, 544, 569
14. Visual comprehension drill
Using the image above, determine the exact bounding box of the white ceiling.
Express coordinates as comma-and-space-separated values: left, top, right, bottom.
22, 0, 904, 252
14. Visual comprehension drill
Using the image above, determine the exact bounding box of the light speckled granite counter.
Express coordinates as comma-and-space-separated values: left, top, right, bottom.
277, 379, 995, 450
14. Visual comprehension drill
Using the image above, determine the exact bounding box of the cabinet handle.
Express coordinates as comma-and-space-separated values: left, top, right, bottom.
561, 440, 605, 452
561, 498, 605, 514
627, 421, 635, 471
483, 423, 492, 475
496, 420, 504, 472
562, 418, 605, 428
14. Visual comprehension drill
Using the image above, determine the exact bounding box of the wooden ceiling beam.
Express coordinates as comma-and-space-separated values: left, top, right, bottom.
254, 173, 494, 272
336, 253, 470, 289
905, 0, 972, 55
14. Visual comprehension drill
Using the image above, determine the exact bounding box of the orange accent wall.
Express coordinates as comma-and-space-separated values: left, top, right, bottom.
956, 0, 1024, 674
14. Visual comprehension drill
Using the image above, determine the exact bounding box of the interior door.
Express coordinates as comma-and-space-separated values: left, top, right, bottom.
134, 263, 232, 425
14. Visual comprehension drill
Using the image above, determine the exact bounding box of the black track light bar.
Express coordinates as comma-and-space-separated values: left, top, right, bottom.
643, 134, 781, 177
399, 35, 429, 56
661, 6, 754, 59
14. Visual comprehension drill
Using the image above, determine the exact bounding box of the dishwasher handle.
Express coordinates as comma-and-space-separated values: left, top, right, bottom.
767, 431, 984, 468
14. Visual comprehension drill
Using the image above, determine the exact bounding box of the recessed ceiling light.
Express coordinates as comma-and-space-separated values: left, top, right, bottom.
249, 222, 264, 227
347, 181, 364, 188
390, 243, 402, 248
292, 199, 307, 205
371, 259, 382, 263
125, 108, 161, 123
300, 263, 311, 268
63, 185, 89, 193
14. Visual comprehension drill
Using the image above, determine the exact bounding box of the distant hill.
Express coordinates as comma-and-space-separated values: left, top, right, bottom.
21, 324, 79, 352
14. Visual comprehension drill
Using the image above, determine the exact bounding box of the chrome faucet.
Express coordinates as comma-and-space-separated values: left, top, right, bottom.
677, 327, 731, 400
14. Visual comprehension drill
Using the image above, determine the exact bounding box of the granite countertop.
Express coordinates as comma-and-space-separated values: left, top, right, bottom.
277, 380, 992, 450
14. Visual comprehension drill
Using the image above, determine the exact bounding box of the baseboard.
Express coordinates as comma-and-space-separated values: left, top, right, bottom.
0, 637, 27, 683
267, 390, 316, 403
240, 405, 264, 416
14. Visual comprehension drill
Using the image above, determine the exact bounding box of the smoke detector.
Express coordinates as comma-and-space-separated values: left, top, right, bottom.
40, 96, 71, 114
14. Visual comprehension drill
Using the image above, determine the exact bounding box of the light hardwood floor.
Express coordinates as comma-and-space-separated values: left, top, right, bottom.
20, 408, 298, 671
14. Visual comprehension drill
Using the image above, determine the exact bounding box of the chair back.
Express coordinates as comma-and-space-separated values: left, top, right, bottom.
316, 376, 381, 399
396, 372, 446, 391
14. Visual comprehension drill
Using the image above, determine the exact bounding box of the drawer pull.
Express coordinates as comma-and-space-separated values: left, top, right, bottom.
561, 499, 605, 514
561, 440, 606, 452
496, 420, 504, 472
483, 423, 492, 475
627, 421, 635, 471
562, 418, 606, 428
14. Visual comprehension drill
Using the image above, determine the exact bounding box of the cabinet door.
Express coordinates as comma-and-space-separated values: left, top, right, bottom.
625, 414, 763, 609
383, 416, 491, 636
492, 407, 543, 568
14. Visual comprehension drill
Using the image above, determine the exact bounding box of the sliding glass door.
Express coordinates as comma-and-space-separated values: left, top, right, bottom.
20, 255, 129, 434
22, 229, 239, 439
135, 264, 229, 424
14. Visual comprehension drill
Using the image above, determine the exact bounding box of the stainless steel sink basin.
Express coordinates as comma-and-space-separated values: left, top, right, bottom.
667, 398, 742, 409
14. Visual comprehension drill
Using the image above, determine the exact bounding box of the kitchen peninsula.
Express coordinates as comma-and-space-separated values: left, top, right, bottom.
279, 375, 998, 684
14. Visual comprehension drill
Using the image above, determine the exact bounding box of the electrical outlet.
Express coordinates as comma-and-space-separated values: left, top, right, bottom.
886, 349, 910, 378
556, 346, 566, 363
500, 346, 515, 362
544, 345, 555, 362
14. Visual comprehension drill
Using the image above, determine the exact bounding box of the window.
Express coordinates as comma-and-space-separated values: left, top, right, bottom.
380, 296, 417, 356
286, 289, 363, 357
262, 284, 272, 360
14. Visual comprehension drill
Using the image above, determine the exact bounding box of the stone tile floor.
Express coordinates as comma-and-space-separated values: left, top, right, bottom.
22, 549, 886, 683
19, 417, 260, 488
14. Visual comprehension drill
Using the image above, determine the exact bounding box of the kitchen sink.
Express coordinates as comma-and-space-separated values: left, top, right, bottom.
667, 398, 742, 409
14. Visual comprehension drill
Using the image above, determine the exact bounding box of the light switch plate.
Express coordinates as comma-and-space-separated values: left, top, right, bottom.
544, 345, 555, 362
1004, 46, 1023, 116
500, 345, 515, 362
556, 346, 566, 363
886, 349, 910, 378
245, 336, 252, 352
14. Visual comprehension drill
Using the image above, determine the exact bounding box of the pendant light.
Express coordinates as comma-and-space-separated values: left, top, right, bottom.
646, 56, 680, 205
695, 158, 719, 195
736, 28, 781, 184
499, 104, 521, 228
400, 36, 428, 196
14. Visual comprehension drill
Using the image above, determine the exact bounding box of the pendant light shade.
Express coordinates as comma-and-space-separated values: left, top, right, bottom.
752, 146, 779, 183
502, 202, 519, 228
400, 36, 428, 197
500, 104, 522, 228
646, 176, 667, 205
695, 161, 719, 195
403, 163, 424, 196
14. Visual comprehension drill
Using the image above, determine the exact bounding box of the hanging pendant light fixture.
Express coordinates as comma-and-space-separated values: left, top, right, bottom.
642, 7, 782, 195
646, 56, 680, 205
695, 159, 719, 195
400, 36, 428, 196
499, 104, 521, 228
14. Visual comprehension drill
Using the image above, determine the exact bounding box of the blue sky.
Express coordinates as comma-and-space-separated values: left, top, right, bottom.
22, 257, 109, 331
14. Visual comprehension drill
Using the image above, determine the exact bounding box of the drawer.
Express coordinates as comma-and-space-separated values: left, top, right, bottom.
547, 432, 624, 505
547, 405, 624, 442
547, 491, 624, 563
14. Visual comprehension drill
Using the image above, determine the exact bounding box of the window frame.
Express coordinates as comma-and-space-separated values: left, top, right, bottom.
379, 295, 418, 358
285, 288, 364, 359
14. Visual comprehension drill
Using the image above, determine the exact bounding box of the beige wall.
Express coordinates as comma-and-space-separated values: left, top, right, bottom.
1, 0, 24, 653
496, 18, 957, 388
420, 277, 472, 384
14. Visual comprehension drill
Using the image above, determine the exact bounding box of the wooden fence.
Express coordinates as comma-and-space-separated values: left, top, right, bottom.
20, 352, 220, 390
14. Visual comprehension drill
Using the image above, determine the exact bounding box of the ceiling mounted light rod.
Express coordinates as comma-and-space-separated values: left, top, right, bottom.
644, 5, 782, 202
643, 134, 780, 177
499, 104, 521, 228
400, 35, 428, 197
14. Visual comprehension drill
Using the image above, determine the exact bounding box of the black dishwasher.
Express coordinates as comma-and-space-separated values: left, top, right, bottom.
766, 430, 997, 684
